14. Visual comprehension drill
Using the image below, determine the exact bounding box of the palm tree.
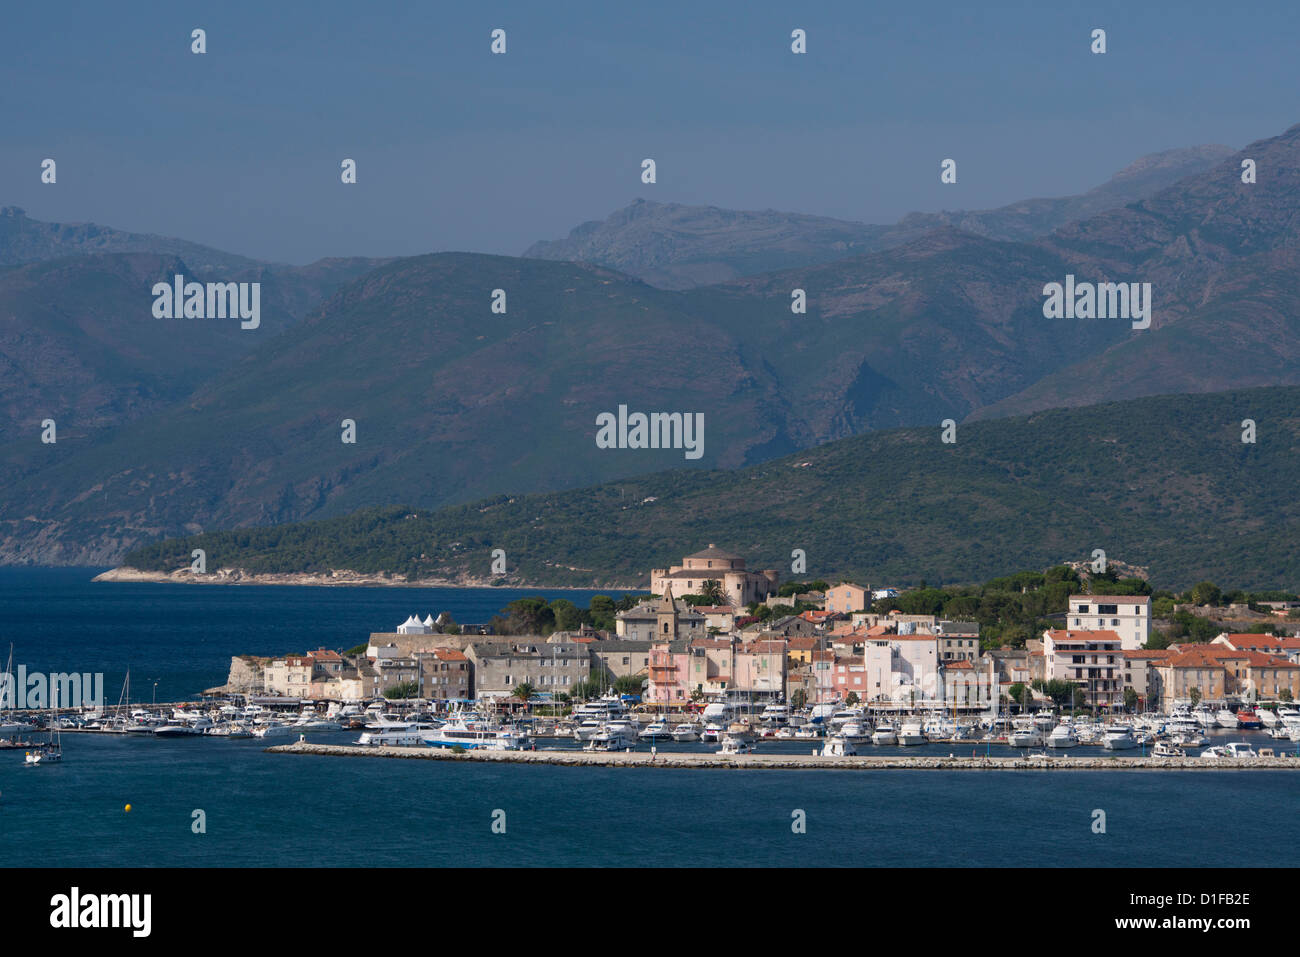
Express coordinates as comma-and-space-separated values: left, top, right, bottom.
512, 681, 536, 706
700, 580, 724, 604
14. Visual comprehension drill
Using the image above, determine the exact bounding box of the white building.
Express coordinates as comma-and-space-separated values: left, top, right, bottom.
1067, 595, 1150, 650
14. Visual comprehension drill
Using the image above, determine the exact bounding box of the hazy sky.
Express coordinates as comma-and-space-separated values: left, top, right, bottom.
3, 0, 1297, 264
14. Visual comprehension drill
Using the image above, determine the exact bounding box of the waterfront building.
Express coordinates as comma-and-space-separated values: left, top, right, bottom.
416, 648, 471, 702
650, 544, 779, 606
464, 640, 588, 701
936, 620, 981, 662
1067, 595, 1151, 650
1042, 629, 1124, 709
1120, 649, 1170, 708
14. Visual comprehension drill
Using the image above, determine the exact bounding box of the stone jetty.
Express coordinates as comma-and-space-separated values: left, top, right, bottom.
266, 741, 1300, 770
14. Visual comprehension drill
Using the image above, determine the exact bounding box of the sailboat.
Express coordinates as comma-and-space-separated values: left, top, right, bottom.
25, 684, 63, 765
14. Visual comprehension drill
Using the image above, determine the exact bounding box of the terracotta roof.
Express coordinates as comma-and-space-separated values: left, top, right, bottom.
787, 637, 818, 650
1122, 649, 1172, 659
1046, 629, 1122, 644
433, 649, 468, 661
944, 660, 974, 670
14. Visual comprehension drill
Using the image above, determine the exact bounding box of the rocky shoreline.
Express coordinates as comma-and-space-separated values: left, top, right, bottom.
91, 566, 639, 590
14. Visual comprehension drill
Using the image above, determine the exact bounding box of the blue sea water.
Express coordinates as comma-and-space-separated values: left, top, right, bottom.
1, 568, 1297, 868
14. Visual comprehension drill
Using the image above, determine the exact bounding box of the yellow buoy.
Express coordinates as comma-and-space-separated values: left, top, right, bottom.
124, 804, 132, 812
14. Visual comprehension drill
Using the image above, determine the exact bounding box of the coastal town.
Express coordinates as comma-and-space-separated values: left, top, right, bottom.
9, 545, 1300, 765
179, 544, 1300, 762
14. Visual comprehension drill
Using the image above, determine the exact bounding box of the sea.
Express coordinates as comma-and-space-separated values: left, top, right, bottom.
1, 567, 1297, 868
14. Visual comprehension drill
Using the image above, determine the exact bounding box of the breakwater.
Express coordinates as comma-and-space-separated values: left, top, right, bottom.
267, 741, 1300, 770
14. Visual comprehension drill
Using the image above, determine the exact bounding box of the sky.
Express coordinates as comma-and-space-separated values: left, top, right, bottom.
2, 0, 1298, 264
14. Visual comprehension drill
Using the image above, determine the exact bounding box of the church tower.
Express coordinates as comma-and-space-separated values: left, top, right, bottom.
656, 581, 679, 639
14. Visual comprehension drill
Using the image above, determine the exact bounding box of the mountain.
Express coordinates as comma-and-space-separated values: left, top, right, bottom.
973, 125, 1300, 418
523, 145, 1235, 289
0, 205, 261, 273
3, 125, 1299, 566
115, 385, 1300, 592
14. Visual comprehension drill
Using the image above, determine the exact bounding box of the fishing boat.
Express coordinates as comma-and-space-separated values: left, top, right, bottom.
1235, 709, 1262, 730
1152, 741, 1185, 758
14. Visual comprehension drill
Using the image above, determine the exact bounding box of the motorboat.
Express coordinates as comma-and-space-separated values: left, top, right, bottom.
725, 721, 756, 744
839, 719, 872, 746
1259, 709, 1281, 727
1193, 707, 1218, 729
897, 721, 927, 746
821, 735, 857, 756
671, 723, 700, 742
251, 722, 300, 739
1045, 723, 1079, 749
871, 723, 898, 746
1152, 741, 1185, 758
828, 709, 862, 730
1032, 713, 1058, 732
717, 733, 751, 755
760, 704, 790, 726
1171, 731, 1209, 748
1101, 725, 1138, 750
1215, 709, 1240, 729
572, 719, 605, 743
357, 728, 423, 746
1201, 742, 1257, 760
639, 720, 674, 741
700, 722, 723, 743
1007, 728, 1043, 748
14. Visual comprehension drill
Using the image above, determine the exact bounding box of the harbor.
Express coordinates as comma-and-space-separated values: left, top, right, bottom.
266, 738, 1300, 770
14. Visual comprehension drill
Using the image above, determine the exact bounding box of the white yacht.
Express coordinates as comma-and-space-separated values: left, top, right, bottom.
871, 723, 898, 746
1194, 707, 1219, 729
828, 709, 862, 730
897, 721, 927, 746
1171, 730, 1209, 748
1032, 713, 1058, 732
585, 725, 637, 750
1152, 741, 1185, 758
572, 719, 605, 743
821, 735, 857, 757
1259, 709, 1281, 727
839, 719, 872, 746
1045, 724, 1079, 749
1215, 708, 1240, 729
357, 728, 423, 746
639, 720, 674, 741
671, 723, 700, 742
1201, 742, 1257, 760
1101, 725, 1138, 750
700, 722, 723, 743
760, 704, 790, 726
251, 722, 300, 739
1008, 728, 1043, 748
718, 733, 751, 755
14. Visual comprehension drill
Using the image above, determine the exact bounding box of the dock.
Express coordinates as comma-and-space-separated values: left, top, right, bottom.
266, 741, 1300, 770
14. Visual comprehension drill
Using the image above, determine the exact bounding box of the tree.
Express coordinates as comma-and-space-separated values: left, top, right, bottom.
1280, 688, 1294, 702
699, 580, 723, 604
1189, 687, 1202, 707
1123, 687, 1138, 711
845, 691, 859, 706
512, 681, 535, 705
384, 680, 419, 700
1188, 582, 1222, 607
613, 674, 645, 697
1008, 683, 1030, 710
790, 688, 808, 710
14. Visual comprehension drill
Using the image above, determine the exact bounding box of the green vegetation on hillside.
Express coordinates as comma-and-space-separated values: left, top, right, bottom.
120, 385, 1300, 591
